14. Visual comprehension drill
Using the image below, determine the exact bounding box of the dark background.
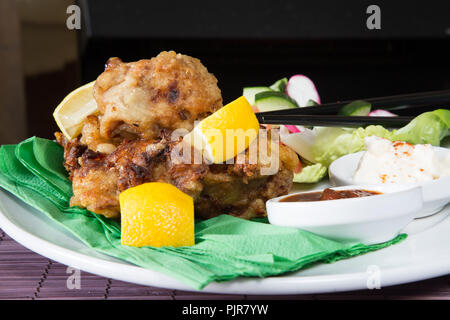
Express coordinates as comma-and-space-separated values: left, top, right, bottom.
1, 0, 449, 142
79, 0, 450, 103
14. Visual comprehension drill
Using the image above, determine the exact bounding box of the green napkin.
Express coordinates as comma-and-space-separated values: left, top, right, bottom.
0, 137, 406, 290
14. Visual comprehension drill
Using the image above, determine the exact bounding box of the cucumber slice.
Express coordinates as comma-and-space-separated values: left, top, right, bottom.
254, 91, 299, 112
243, 86, 272, 105
338, 100, 371, 116
269, 78, 288, 92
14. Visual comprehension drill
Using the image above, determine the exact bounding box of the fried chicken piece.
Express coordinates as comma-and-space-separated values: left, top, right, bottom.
55, 132, 86, 179
58, 134, 210, 218
196, 140, 297, 219
92, 51, 222, 145
57, 51, 299, 219
79, 115, 117, 154
70, 151, 120, 218
56, 132, 119, 217
57, 131, 298, 220
106, 137, 208, 200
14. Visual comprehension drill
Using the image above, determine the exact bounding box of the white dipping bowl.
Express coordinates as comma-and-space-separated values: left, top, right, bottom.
329, 147, 450, 218
267, 185, 422, 245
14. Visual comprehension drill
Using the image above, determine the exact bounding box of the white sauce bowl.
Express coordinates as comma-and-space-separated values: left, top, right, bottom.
329, 147, 450, 218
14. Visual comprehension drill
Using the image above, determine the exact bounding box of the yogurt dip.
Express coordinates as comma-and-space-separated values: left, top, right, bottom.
353, 136, 450, 184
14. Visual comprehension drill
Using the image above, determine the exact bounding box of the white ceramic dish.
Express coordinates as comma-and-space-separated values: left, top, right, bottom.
267, 185, 422, 245
0, 185, 448, 295
329, 147, 450, 218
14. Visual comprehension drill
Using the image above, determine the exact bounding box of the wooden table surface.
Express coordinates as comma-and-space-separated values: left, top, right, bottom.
0, 228, 448, 300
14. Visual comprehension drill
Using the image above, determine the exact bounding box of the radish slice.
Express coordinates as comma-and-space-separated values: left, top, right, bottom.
284, 125, 303, 133
368, 109, 397, 117
286, 75, 321, 107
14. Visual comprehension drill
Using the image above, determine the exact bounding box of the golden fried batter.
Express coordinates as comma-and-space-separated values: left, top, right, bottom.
57, 51, 300, 220
71, 162, 119, 218
93, 51, 222, 143
58, 131, 298, 219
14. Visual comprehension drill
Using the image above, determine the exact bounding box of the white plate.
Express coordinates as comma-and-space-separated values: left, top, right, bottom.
0, 183, 449, 295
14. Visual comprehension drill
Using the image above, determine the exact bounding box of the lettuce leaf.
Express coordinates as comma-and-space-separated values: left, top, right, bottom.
311, 125, 391, 166
391, 109, 450, 145
293, 163, 327, 183
308, 109, 449, 167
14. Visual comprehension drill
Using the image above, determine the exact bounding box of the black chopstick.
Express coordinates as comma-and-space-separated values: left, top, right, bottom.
256, 114, 414, 128
258, 89, 450, 117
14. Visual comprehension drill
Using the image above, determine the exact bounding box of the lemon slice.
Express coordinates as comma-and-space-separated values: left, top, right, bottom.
120, 182, 194, 247
53, 81, 98, 140
184, 96, 260, 164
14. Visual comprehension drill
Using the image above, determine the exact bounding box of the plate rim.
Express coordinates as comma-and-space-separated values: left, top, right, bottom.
0, 189, 449, 295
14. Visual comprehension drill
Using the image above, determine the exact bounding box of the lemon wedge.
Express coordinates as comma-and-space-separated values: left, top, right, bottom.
184, 96, 260, 163
120, 182, 195, 248
53, 81, 98, 140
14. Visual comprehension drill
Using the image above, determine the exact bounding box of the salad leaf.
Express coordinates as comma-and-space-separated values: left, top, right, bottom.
306, 109, 450, 166
311, 125, 391, 166
391, 109, 450, 146
293, 163, 328, 183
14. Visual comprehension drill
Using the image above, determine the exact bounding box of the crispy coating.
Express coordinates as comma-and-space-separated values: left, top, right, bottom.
93, 51, 222, 143
70, 154, 119, 218
196, 136, 297, 219
55, 132, 86, 179
57, 134, 298, 219
57, 51, 300, 220
106, 137, 208, 199
58, 135, 210, 218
